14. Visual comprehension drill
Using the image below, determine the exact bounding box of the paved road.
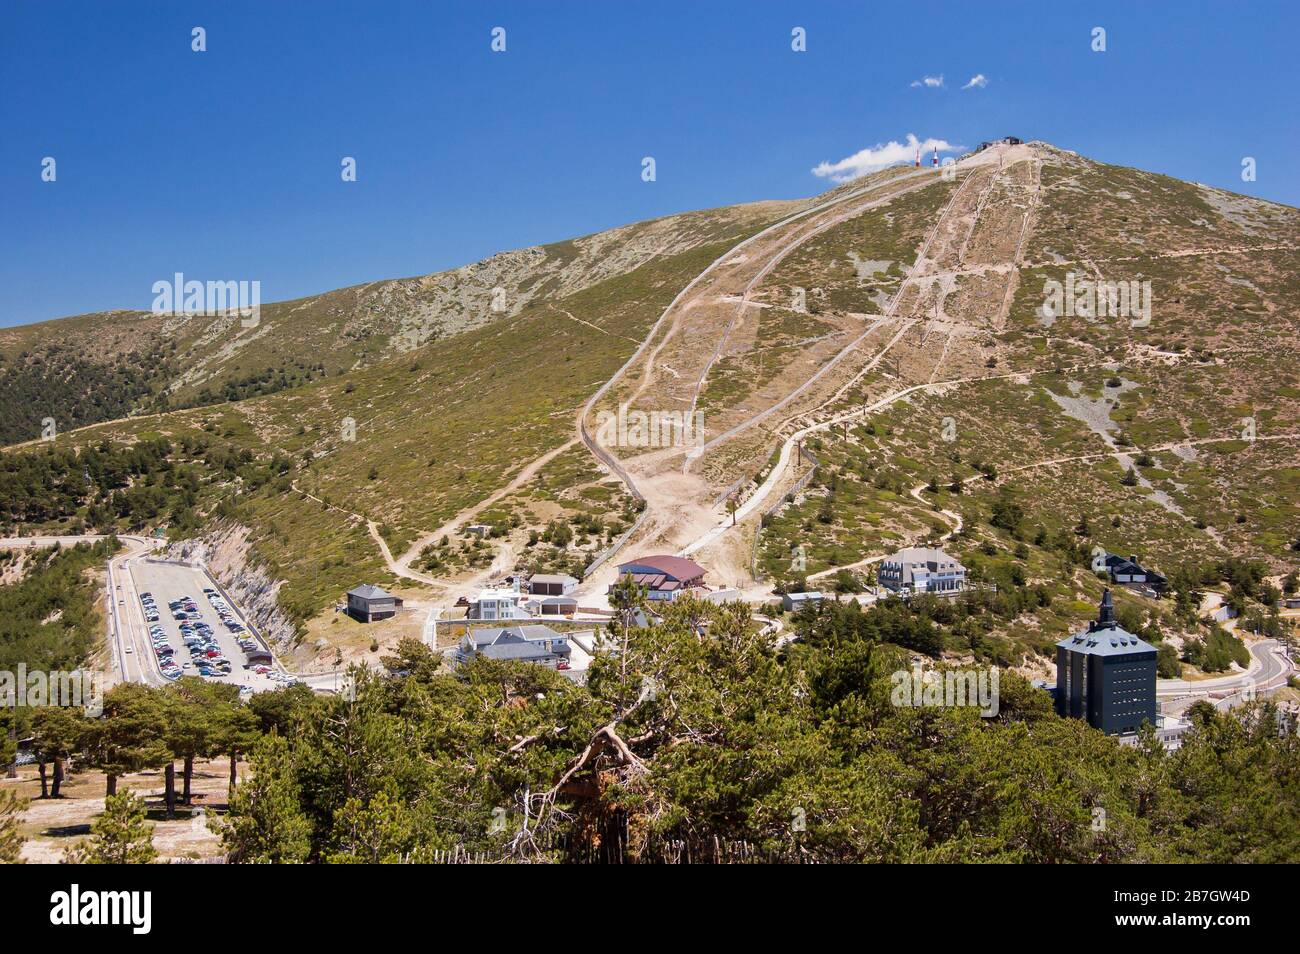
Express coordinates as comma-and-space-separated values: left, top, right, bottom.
1159, 639, 1293, 716
1, 533, 298, 694
106, 537, 169, 686
0, 534, 162, 686
0, 533, 143, 549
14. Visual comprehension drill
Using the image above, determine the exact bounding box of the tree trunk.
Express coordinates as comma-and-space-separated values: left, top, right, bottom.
105, 773, 117, 797
37, 761, 49, 799
183, 754, 194, 804
229, 752, 238, 795
164, 762, 176, 818
4, 725, 15, 778
52, 757, 64, 798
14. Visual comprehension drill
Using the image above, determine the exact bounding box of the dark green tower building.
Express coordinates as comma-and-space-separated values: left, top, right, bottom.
1055, 589, 1158, 735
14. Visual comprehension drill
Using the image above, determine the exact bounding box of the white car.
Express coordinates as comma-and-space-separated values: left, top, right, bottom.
124, 645, 134, 654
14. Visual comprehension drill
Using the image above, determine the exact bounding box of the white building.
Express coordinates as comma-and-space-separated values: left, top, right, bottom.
468, 582, 531, 620
878, 547, 966, 595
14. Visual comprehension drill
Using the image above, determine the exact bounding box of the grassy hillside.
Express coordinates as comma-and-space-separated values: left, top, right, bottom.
0, 202, 794, 448
3, 143, 1297, 669
0, 211, 787, 638
751, 146, 1300, 669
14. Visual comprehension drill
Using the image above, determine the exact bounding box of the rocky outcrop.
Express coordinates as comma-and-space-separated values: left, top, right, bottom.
165, 523, 300, 653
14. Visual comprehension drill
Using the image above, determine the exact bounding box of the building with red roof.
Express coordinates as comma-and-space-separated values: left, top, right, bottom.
613, 555, 707, 601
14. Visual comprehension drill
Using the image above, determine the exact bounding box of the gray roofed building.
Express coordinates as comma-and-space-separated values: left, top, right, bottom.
1055, 589, 1158, 735
346, 584, 402, 623
878, 547, 966, 595
782, 591, 825, 612
456, 624, 572, 667
1100, 552, 1168, 595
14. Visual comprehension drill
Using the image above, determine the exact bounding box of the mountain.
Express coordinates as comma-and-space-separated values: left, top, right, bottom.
0, 201, 793, 445
3, 141, 1297, 672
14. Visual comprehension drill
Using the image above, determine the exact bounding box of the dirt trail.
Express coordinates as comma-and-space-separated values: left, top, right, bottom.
573, 167, 972, 599
802, 431, 1300, 585
289, 480, 446, 588
390, 437, 579, 573
587, 155, 1003, 597
557, 308, 640, 343
685, 173, 945, 419
292, 430, 575, 596
654, 143, 1288, 588
676, 149, 1110, 574
1021, 241, 1298, 270
605, 166, 940, 418
576, 147, 1028, 598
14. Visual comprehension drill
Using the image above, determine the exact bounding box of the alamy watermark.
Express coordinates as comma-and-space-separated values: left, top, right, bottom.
1040, 271, 1150, 328
50, 884, 151, 935
151, 272, 261, 328
594, 404, 704, 450
1, 665, 104, 717
890, 665, 999, 717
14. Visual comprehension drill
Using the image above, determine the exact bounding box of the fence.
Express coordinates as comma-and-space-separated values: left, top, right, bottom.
425, 837, 811, 865
751, 445, 822, 582
165, 834, 813, 865
761, 444, 821, 521
583, 507, 648, 578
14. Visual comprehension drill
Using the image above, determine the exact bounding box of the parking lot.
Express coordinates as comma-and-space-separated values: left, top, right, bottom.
125, 560, 290, 694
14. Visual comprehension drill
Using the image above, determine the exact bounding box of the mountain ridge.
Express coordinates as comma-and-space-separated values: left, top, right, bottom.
3, 139, 1297, 675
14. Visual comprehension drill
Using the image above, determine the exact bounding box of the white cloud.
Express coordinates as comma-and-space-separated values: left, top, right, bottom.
811, 134, 959, 183
962, 74, 989, 90
910, 74, 945, 88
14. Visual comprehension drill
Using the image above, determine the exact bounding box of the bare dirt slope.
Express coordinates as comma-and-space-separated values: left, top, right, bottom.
574, 140, 1300, 602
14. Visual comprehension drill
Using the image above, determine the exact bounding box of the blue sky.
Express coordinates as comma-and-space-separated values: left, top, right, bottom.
1, 0, 1296, 327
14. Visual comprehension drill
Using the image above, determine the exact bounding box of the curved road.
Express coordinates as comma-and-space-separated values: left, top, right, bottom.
0, 534, 163, 686
1158, 639, 1292, 716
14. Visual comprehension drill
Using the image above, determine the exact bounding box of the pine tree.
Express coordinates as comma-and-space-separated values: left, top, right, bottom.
83, 683, 171, 797
221, 734, 312, 863
0, 789, 26, 863
66, 790, 156, 864
30, 706, 87, 799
